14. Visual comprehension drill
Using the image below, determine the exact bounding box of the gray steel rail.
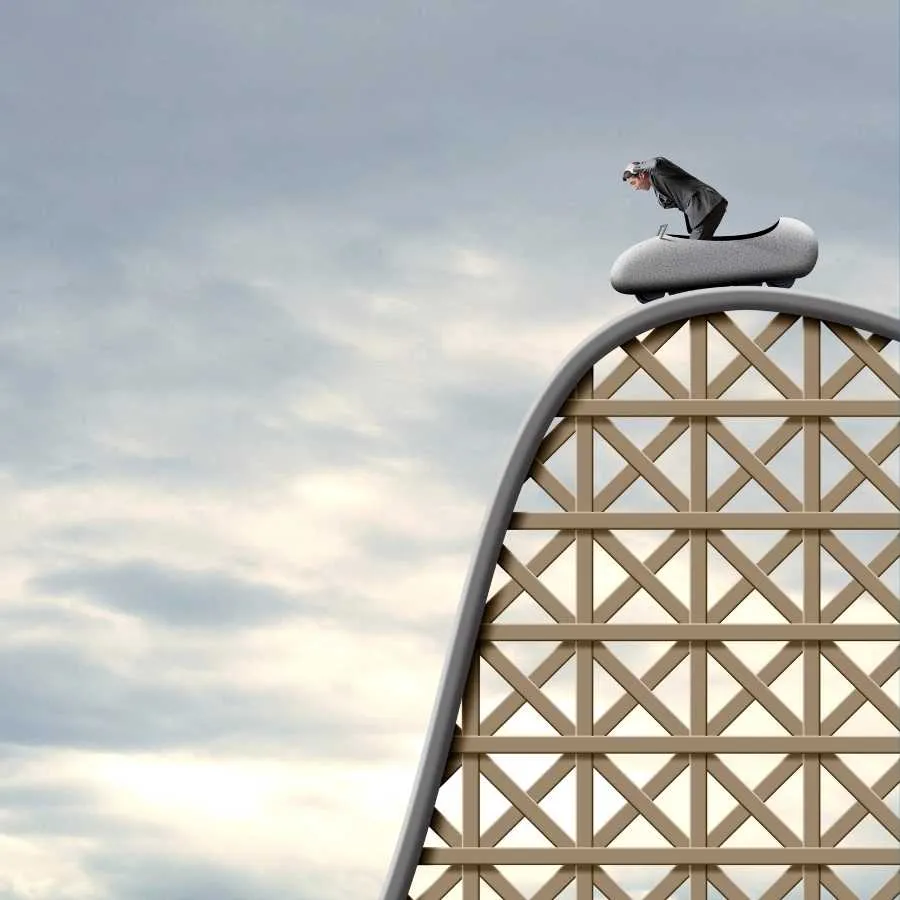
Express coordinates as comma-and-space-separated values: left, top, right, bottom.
378, 287, 900, 900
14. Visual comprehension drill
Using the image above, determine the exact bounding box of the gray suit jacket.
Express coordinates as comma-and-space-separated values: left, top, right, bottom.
635, 157, 726, 232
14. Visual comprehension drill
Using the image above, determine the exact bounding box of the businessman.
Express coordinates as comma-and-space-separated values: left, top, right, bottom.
623, 157, 728, 239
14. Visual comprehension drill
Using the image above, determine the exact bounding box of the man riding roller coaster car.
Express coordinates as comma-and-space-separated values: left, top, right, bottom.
623, 157, 728, 239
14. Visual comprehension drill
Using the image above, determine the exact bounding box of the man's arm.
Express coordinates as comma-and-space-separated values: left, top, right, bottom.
640, 158, 681, 208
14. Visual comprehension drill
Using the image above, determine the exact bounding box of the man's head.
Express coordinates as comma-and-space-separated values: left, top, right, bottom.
622, 163, 651, 191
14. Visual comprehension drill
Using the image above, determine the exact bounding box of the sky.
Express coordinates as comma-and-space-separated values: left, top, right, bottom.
0, 2, 898, 899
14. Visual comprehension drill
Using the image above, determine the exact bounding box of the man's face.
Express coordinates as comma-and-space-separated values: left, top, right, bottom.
627, 172, 651, 191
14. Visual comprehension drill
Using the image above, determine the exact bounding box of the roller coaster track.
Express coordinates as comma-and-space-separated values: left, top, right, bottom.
380, 288, 900, 900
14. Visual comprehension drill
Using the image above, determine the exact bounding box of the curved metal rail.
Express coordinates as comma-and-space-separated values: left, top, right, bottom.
380, 287, 900, 900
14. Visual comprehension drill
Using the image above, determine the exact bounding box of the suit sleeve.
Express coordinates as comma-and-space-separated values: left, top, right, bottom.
656, 192, 678, 209
650, 171, 679, 208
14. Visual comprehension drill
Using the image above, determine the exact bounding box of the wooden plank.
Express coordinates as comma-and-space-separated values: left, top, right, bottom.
453, 736, 899, 753
480, 624, 897, 641
421, 847, 900, 864
510, 511, 900, 529
560, 399, 900, 415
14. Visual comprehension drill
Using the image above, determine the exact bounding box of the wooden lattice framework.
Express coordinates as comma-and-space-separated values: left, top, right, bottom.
381, 294, 900, 900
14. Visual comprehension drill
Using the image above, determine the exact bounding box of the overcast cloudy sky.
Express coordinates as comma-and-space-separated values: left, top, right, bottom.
0, 2, 898, 899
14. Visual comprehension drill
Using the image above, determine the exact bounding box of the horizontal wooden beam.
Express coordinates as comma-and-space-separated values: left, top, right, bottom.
509, 512, 900, 530
560, 399, 900, 416
421, 848, 900, 865
453, 737, 899, 753
480, 624, 899, 641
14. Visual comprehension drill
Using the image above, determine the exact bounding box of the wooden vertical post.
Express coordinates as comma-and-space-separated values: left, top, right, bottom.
462, 648, 480, 899
803, 318, 822, 899
690, 317, 708, 900
576, 370, 595, 900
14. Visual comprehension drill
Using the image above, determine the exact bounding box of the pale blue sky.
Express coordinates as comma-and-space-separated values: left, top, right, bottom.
0, 2, 897, 898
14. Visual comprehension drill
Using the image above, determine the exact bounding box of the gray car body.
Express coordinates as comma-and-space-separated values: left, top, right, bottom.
610, 217, 819, 296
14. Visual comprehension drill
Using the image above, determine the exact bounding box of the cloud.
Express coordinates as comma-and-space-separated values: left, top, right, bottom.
0, 746, 409, 900
88, 854, 299, 900
0, 2, 896, 898
32, 561, 296, 629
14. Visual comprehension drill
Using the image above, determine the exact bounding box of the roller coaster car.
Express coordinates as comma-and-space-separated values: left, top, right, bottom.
610, 217, 819, 304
